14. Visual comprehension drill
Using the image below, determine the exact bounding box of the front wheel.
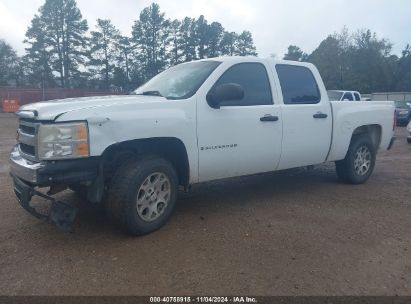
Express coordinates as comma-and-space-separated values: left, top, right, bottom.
335, 135, 376, 184
106, 156, 178, 235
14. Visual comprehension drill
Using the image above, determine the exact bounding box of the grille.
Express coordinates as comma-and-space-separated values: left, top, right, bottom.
20, 124, 36, 135
17, 119, 39, 161
19, 143, 35, 156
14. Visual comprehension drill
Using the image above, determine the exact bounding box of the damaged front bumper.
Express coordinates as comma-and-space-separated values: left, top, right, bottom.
12, 176, 78, 232
9, 145, 100, 232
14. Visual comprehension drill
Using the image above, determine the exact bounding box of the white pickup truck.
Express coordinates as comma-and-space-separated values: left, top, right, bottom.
10, 57, 396, 235
328, 90, 362, 101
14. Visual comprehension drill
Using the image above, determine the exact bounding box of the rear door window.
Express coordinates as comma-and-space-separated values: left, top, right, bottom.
354, 93, 361, 101
275, 64, 321, 104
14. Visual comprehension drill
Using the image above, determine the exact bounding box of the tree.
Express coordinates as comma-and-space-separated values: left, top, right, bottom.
394, 44, 411, 91
207, 22, 224, 58
132, 3, 169, 81
24, 15, 55, 87
20, 1, 259, 89
347, 29, 394, 93
220, 32, 237, 56
308, 28, 396, 93
114, 36, 132, 90
89, 19, 121, 89
235, 31, 257, 56
308, 27, 355, 90
308, 36, 343, 90
180, 17, 197, 62
169, 19, 184, 65
25, 0, 88, 88
194, 15, 209, 59
283, 45, 307, 61
0, 39, 20, 86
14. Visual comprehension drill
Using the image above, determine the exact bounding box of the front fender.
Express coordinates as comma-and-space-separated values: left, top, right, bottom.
56, 98, 199, 183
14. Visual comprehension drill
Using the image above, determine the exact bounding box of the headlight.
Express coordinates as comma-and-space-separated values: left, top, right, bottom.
398, 110, 409, 115
38, 122, 89, 160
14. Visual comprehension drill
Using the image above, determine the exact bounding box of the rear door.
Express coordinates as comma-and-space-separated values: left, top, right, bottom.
274, 63, 332, 170
196, 61, 283, 182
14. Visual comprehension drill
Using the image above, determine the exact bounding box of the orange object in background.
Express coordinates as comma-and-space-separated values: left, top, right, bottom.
2, 100, 20, 113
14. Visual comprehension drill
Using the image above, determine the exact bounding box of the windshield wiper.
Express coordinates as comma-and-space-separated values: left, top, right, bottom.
136, 90, 163, 97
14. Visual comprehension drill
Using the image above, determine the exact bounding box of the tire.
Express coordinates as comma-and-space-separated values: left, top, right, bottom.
407, 138, 411, 144
335, 135, 376, 184
106, 156, 178, 235
69, 184, 88, 200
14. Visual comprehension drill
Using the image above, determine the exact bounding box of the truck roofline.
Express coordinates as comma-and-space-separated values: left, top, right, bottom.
195, 56, 316, 68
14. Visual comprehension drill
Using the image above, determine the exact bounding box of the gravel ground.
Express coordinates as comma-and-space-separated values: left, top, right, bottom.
0, 113, 410, 296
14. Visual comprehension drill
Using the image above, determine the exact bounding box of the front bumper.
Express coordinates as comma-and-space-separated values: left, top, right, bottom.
9, 146, 44, 184
10, 145, 99, 186
12, 176, 78, 231
10, 145, 100, 231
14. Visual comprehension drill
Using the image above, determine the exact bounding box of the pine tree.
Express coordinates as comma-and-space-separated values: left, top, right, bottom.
21, 1, 260, 89
114, 36, 132, 90
220, 32, 238, 56
195, 15, 209, 59
180, 17, 197, 62
25, 0, 88, 88
24, 15, 55, 87
132, 3, 169, 80
207, 22, 224, 58
169, 19, 184, 65
89, 19, 121, 89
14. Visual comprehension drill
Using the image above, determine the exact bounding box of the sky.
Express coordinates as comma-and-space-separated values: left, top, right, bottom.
1, 0, 410, 58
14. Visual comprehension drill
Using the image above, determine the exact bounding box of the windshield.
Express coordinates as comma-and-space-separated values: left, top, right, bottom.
134, 61, 221, 100
395, 101, 410, 108
327, 91, 343, 101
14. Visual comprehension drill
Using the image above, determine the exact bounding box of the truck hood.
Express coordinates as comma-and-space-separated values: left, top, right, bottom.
17, 95, 165, 121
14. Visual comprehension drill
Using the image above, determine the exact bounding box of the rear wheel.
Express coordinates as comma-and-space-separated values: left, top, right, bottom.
106, 156, 178, 235
335, 135, 376, 184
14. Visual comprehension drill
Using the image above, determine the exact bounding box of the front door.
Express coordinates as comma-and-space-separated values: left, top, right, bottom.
197, 62, 283, 182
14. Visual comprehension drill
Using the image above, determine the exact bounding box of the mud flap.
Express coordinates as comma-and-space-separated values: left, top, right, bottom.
13, 177, 78, 232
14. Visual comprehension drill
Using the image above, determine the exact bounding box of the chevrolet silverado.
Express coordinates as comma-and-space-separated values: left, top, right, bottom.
10, 57, 396, 235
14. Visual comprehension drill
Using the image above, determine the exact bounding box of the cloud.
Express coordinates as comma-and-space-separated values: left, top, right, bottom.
1, 0, 410, 57
0, 2, 28, 53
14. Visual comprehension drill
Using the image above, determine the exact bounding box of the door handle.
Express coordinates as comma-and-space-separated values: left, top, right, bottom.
313, 112, 328, 119
260, 115, 279, 122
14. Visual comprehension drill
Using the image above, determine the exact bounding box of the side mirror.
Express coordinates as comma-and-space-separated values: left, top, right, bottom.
206, 83, 245, 109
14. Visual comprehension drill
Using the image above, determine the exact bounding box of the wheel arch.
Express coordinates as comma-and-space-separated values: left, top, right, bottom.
101, 137, 190, 188
351, 124, 382, 150
328, 123, 383, 162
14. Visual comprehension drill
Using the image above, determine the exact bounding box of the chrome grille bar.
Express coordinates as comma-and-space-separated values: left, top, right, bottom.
17, 119, 39, 161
